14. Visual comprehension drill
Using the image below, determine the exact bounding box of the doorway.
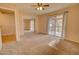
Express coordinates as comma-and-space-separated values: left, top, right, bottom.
0, 8, 16, 44
24, 19, 35, 32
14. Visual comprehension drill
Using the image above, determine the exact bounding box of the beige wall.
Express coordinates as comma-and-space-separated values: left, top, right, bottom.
36, 4, 79, 43
36, 15, 48, 34
0, 12, 15, 35
0, 4, 36, 41
66, 5, 79, 43
0, 4, 79, 43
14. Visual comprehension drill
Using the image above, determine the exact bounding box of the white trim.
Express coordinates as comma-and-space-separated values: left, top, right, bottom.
15, 10, 20, 41
0, 29, 2, 50
22, 16, 31, 35
23, 18, 35, 33
0, 7, 15, 11
30, 20, 34, 32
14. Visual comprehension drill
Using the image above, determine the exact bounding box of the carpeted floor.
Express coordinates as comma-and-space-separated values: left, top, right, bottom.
0, 32, 79, 55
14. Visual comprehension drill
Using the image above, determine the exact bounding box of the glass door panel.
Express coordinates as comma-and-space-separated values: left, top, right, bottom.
48, 17, 56, 36
56, 19, 63, 37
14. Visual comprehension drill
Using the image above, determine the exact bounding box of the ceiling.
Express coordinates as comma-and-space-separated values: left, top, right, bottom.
0, 3, 76, 15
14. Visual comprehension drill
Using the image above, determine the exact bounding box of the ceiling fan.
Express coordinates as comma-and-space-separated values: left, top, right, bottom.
32, 3, 49, 11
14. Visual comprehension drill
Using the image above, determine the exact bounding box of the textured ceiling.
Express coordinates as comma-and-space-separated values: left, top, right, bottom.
15, 3, 76, 15
0, 3, 76, 15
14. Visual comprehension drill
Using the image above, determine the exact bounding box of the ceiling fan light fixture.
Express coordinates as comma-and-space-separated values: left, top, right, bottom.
32, 3, 49, 11
36, 6, 44, 11
39, 6, 43, 10
37, 7, 40, 10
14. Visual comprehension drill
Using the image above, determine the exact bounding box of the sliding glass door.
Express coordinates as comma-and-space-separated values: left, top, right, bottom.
48, 14, 66, 38
55, 14, 63, 37
48, 17, 56, 36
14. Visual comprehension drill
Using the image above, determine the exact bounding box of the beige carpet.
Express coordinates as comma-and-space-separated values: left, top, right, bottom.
0, 32, 79, 55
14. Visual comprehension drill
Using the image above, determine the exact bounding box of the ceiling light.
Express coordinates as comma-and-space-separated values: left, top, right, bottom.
36, 7, 44, 11
37, 7, 40, 10
32, 3, 49, 11
39, 7, 43, 10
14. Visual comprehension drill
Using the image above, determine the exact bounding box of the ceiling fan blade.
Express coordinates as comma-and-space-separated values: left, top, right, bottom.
37, 3, 40, 6
43, 5, 49, 7
32, 5, 37, 7
32, 3, 42, 7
